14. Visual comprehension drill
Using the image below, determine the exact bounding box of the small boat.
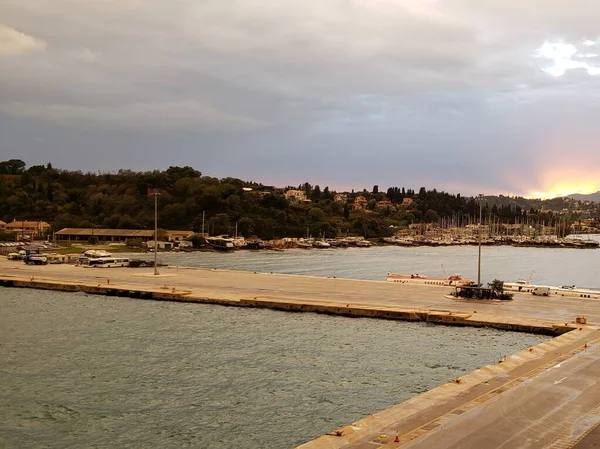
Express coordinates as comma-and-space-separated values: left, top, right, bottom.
296, 239, 312, 249
246, 238, 265, 250
312, 240, 331, 248
503, 279, 536, 293
541, 286, 600, 299
232, 237, 247, 248
382, 236, 414, 246
505, 281, 600, 299
205, 236, 235, 251
83, 257, 130, 268
386, 273, 473, 286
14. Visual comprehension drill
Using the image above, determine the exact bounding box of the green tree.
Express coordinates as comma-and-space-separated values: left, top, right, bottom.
211, 213, 231, 235
0, 159, 26, 175
238, 217, 254, 236
488, 279, 504, 292
311, 185, 322, 202
424, 209, 439, 223
309, 207, 326, 222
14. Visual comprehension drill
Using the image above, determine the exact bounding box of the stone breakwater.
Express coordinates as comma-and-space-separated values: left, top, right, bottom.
0, 275, 577, 336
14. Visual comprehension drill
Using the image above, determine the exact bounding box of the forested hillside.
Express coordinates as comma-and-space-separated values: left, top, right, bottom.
0, 159, 594, 240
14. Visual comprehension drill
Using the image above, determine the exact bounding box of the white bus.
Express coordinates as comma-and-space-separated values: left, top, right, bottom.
84, 257, 130, 268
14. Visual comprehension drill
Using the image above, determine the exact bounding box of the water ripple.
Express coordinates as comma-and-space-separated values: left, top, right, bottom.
0, 289, 547, 448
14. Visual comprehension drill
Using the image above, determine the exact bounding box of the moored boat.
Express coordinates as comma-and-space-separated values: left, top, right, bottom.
327, 239, 348, 248
507, 282, 600, 299
296, 239, 312, 249
82, 257, 130, 267
545, 286, 600, 299
312, 240, 331, 248
246, 238, 265, 250
503, 279, 536, 293
386, 273, 473, 286
206, 235, 235, 251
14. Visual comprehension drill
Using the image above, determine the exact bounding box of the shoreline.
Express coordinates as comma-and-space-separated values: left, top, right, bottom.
1, 233, 597, 259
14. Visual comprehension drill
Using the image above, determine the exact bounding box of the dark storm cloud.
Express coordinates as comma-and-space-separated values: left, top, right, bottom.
1, 0, 600, 196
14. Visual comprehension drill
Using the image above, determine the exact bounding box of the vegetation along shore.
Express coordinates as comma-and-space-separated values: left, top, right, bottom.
0, 159, 599, 246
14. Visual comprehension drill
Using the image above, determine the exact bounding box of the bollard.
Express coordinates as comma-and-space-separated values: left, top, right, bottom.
107, 278, 110, 285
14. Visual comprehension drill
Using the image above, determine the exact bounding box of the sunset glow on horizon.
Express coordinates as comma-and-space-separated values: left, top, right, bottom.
525, 177, 600, 199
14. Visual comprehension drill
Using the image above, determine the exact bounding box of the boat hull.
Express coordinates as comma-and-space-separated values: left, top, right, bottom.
386, 273, 473, 286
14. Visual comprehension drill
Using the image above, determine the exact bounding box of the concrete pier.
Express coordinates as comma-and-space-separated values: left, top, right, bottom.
1, 258, 600, 448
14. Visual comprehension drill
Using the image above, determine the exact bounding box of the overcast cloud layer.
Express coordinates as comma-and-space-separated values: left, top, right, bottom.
1, 0, 600, 197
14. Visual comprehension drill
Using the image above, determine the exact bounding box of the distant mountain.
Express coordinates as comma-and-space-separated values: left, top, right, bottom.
566, 191, 600, 202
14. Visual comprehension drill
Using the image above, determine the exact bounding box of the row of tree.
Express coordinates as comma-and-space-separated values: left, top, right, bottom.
0, 160, 596, 240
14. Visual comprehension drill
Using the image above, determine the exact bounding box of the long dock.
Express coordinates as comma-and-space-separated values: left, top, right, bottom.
2, 258, 600, 448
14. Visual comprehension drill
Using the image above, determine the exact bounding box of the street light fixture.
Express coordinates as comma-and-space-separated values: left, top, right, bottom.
151, 189, 161, 275
477, 194, 484, 287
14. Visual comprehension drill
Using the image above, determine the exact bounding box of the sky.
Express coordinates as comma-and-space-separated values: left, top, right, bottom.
1, 0, 600, 198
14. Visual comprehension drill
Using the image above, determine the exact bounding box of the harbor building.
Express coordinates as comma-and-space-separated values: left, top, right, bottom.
54, 228, 195, 243
55, 228, 154, 242
5, 220, 51, 237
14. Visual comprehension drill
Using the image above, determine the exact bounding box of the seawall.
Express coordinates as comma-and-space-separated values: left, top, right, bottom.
2, 260, 600, 448
0, 275, 575, 336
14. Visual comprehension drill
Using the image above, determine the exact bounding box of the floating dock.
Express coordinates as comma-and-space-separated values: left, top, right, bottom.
1, 259, 600, 448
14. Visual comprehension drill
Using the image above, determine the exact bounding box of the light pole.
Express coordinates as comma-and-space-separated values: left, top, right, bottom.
477, 194, 484, 287
151, 189, 161, 275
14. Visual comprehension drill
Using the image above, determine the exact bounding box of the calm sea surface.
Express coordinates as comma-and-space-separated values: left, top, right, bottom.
1, 288, 547, 449
145, 234, 600, 288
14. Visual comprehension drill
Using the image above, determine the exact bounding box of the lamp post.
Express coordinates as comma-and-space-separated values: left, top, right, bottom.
151, 189, 161, 275
477, 194, 484, 287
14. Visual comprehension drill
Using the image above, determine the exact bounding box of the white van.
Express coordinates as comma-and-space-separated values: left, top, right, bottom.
532, 286, 550, 296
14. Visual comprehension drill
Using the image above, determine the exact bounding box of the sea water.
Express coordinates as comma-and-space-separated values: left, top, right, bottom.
0, 288, 547, 448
